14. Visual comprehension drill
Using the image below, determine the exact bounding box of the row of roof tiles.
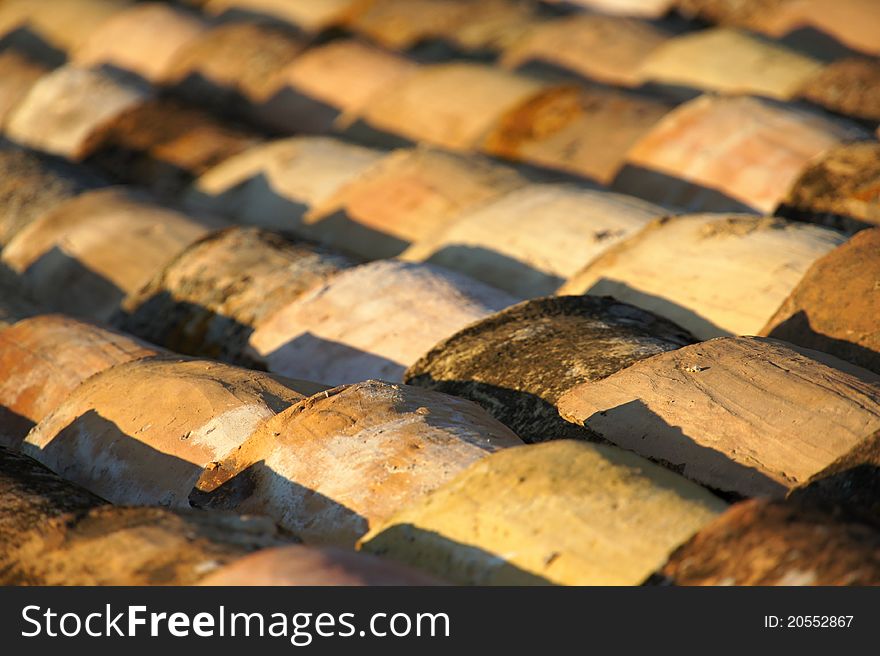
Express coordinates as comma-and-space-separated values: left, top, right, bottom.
0, 135, 877, 372
1, 310, 879, 584
0, 2, 878, 203
0, 0, 877, 585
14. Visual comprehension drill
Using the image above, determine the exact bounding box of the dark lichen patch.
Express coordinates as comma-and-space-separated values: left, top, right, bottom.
405, 295, 694, 442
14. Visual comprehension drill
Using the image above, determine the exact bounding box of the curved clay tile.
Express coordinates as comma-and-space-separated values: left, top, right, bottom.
756, 0, 880, 58
304, 147, 525, 259
358, 63, 552, 150
72, 2, 207, 83
636, 28, 823, 100
0, 448, 290, 585
796, 58, 880, 123
185, 136, 384, 230
402, 184, 663, 297
5, 506, 291, 585
789, 430, 880, 527
343, 0, 535, 52
22, 357, 317, 507
204, 0, 369, 33
1, 187, 228, 321
0, 314, 163, 449
482, 85, 671, 185
255, 39, 416, 134
360, 440, 725, 585
5, 65, 153, 161
678, 0, 880, 58
776, 142, 880, 233
247, 260, 519, 385
676, 0, 789, 26
761, 227, 880, 375
116, 226, 357, 364
0, 50, 51, 127
162, 21, 307, 117
559, 214, 845, 339
613, 95, 867, 213
543, 0, 673, 18
405, 295, 694, 442
658, 499, 880, 585
557, 336, 880, 498
501, 14, 670, 87
0, 0, 132, 55
190, 379, 523, 545
435, 0, 535, 53
84, 98, 261, 197
0, 447, 107, 542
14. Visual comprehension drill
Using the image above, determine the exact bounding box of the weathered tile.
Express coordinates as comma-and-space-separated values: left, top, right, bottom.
190, 380, 523, 545
22, 357, 317, 507
0, 314, 162, 448
185, 136, 384, 231
162, 21, 306, 116
761, 227, 880, 375
304, 147, 525, 258
559, 214, 844, 339
360, 441, 725, 585
0, 144, 107, 246
558, 336, 880, 497
776, 142, 880, 232
658, 499, 880, 585
484, 85, 671, 184
72, 2, 207, 82
116, 226, 356, 364
0, 448, 289, 585
5, 65, 153, 160
614, 95, 866, 213
1, 187, 228, 320
796, 57, 880, 123
248, 260, 518, 384
85, 98, 260, 197
402, 184, 662, 297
